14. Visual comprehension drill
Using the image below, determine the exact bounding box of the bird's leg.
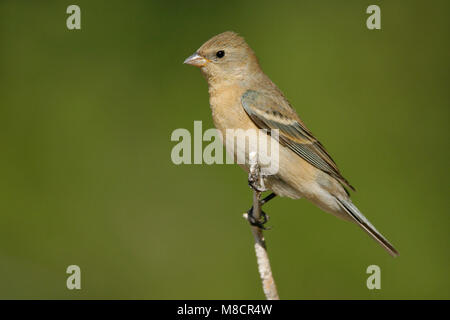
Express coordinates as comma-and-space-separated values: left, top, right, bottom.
247, 153, 274, 229
247, 192, 277, 230
248, 170, 267, 192
261, 192, 277, 205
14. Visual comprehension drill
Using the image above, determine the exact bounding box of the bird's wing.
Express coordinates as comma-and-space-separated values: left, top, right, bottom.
241, 89, 354, 192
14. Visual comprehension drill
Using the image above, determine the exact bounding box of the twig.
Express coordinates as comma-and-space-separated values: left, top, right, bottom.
243, 152, 279, 300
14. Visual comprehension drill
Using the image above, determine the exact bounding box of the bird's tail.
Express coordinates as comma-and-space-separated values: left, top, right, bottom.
336, 198, 399, 257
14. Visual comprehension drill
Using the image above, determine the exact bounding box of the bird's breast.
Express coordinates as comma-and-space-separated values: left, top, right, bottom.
208, 84, 255, 133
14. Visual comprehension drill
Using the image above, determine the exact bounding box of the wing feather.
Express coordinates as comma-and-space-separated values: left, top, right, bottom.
241, 89, 355, 192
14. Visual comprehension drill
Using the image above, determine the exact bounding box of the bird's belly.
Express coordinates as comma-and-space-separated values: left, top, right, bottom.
219, 126, 318, 200
209, 91, 341, 204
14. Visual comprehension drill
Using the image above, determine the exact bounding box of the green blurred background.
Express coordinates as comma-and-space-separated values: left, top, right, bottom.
0, 0, 448, 299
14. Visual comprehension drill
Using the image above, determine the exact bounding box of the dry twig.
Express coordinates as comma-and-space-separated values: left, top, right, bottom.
243, 152, 279, 300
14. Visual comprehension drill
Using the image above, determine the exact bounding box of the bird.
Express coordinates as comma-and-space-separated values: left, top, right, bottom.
184, 31, 398, 257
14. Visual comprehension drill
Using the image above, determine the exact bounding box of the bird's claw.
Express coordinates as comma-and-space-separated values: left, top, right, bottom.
247, 207, 271, 230
248, 173, 266, 192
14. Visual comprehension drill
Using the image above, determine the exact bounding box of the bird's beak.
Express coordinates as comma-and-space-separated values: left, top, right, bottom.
183, 52, 209, 67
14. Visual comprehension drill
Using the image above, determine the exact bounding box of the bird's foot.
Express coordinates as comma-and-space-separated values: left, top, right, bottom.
248, 172, 267, 192
247, 207, 271, 230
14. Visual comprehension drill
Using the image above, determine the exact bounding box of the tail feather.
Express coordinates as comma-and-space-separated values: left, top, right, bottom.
336, 198, 399, 257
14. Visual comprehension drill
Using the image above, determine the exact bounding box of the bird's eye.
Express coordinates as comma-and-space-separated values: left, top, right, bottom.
216, 50, 225, 58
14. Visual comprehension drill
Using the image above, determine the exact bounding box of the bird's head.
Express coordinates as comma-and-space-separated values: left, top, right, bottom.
184, 31, 260, 83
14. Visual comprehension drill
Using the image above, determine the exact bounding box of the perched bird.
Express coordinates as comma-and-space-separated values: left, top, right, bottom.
184, 31, 398, 257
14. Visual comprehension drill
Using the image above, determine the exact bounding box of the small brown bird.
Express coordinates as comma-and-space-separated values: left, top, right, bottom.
184, 31, 398, 257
